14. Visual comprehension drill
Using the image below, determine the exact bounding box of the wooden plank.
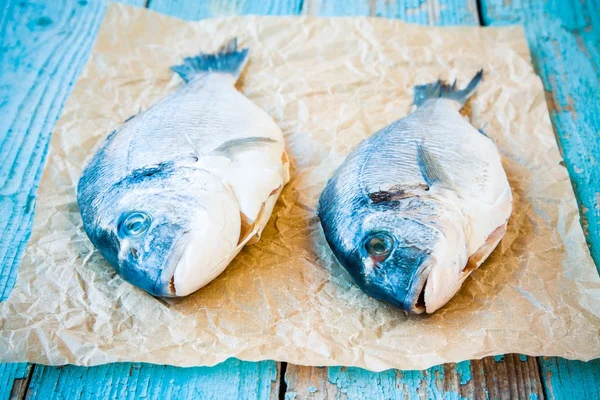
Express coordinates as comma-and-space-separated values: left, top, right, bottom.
480, 0, 600, 269
0, 1, 143, 396
25, 360, 280, 400
539, 357, 600, 400
147, 0, 304, 20
302, 0, 480, 25
481, 1, 600, 398
0, 0, 144, 301
0, 363, 32, 400
0, 0, 103, 298
285, 355, 543, 399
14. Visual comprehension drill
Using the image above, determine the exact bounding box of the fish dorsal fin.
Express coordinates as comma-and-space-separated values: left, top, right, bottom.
417, 144, 455, 190
210, 137, 279, 159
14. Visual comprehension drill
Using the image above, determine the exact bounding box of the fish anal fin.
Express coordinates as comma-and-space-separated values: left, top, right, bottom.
417, 144, 454, 190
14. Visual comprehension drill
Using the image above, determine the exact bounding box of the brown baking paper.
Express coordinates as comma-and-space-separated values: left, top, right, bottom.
1, 3, 598, 371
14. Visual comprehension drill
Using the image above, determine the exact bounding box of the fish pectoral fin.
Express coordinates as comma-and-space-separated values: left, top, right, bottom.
369, 183, 430, 203
210, 137, 280, 159
417, 144, 455, 190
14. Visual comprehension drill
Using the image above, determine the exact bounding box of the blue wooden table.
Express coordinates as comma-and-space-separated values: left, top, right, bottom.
1, 0, 599, 398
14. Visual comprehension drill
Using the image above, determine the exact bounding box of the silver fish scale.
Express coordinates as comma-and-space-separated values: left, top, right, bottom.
104, 76, 267, 190
357, 102, 493, 205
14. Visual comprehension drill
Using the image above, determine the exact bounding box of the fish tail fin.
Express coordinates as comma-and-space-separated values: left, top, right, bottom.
413, 70, 483, 108
171, 38, 250, 83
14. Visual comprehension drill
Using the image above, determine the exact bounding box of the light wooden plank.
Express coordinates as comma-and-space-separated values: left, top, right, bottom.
302, 0, 479, 25
539, 357, 600, 400
285, 355, 543, 399
147, 0, 304, 20
25, 360, 280, 400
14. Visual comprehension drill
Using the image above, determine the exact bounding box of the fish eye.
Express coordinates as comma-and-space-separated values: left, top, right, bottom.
119, 212, 151, 238
365, 232, 394, 260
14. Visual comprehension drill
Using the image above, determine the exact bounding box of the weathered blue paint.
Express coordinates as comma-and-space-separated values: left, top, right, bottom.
538, 358, 600, 400
326, 365, 458, 399
456, 360, 472, 385
481, 3, 600, 399
0, 363, 30, 399
307, 0, 479, 25
0, 0, 146, 311
493, 355, 505, 362
26, 360, 279, 400
481, 0, 600, 270
148, 0, 304, 19
520, 354, 528, 362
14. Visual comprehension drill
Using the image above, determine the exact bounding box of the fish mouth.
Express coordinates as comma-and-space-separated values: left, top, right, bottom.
153, 231, 190, 297
413, 278, 427, 313
403, 262, 432, 315
404, 276, 428, 314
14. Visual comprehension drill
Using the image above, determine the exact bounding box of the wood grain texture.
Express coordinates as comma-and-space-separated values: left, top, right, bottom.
284, 355, 543, 399
147, 0, 304, 20
0, 0, 98, 299
302, 0, 479, 25
0, 0, 144, 301
25, 360, 280, 400
539, 357, 600, 400
481, 0, 600, 269
0, 363, 31, 400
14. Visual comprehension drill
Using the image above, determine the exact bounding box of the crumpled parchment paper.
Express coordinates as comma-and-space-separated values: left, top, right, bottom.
1, 3, 598, 371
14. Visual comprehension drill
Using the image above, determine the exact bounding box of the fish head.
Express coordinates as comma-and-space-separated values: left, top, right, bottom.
328, 201, 467, 315
79, 164, 241, 298
346, 212, 437, 314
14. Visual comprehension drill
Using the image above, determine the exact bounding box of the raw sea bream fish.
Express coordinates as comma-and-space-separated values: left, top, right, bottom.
318, 71, 512, 314
77, 39, 290, 297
